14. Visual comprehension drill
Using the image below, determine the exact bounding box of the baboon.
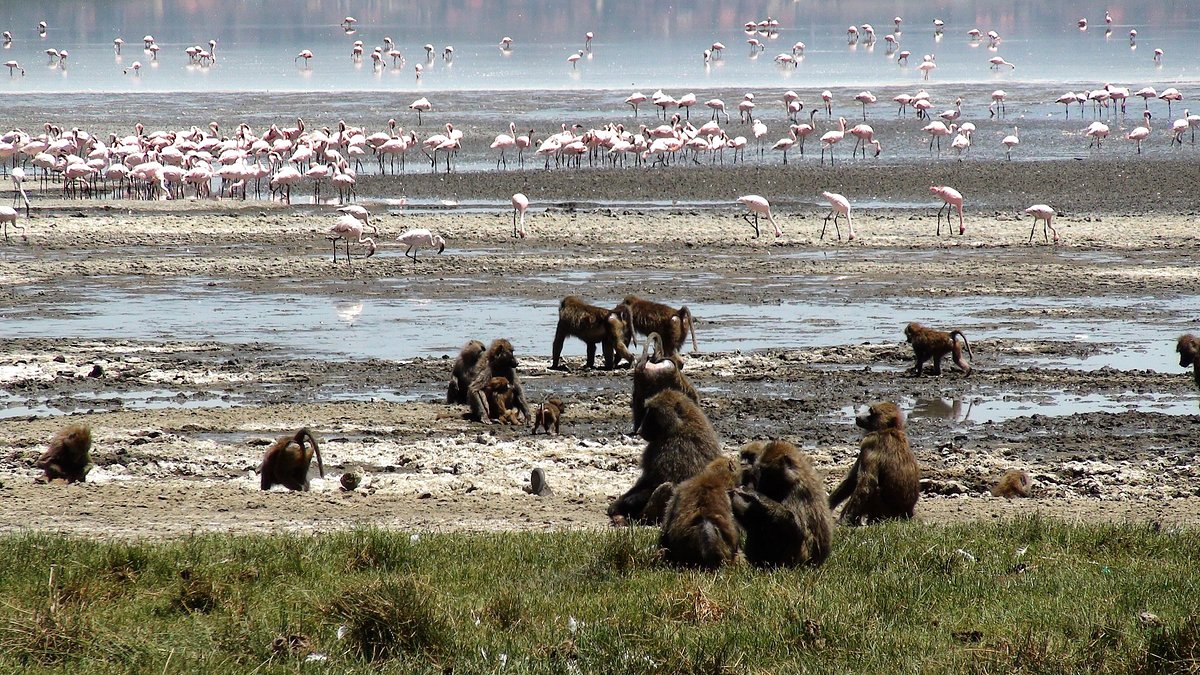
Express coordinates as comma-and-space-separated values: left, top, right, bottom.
530, 396, 565, 435
992, 469, 1032, 498
260, 427, 324, 491
551, 296, 635, 370
738, 440, 766, 483
34, 424, 93, 483
829, 402, 920, 525
482, 376, 522, 424
659, 456, 742, 569
1177, 334, 1200, 388
905, 322, 973, 376
614, 295, 699, 356
607, 389, 721, 525
447, 339, 486, 404
630, 332, 700, 433
467, 339, 531, 424
732, 440, 833, 566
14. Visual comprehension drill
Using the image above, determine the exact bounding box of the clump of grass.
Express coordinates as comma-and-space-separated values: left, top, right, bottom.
341, 527, 414, 573
1142, 617, 1200, 674
584, 528, 660, 579
166, 568, 221, 614
326, 577, 454, 662
664, 585, 726, 624
0, 568, 93, 666
483, 589, 527, 630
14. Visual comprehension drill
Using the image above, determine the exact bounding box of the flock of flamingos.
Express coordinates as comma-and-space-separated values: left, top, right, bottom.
0, 11, 1192, 254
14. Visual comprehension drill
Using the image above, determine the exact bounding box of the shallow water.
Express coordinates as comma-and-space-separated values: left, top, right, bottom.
840, 390, 1200, 425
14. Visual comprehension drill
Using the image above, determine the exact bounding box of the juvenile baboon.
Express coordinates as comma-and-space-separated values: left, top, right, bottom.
905, 322, 973, 376
828, 402, 920, 525
659, 456, 742, 569
482, 376, 522, 425
467, 339, 531, 424
733, 440, 833, 566
530, 396, 565, 435
991, 469, 1032, 498
607, 389, 721, 525
614, 295, 699, 355
260, 427, 324, 491
1177, 334, 1200, 388
738, 440, 766, 483
630, 332, 700, 433
34, 424, 93, 483
447, 339, 486, 404
551, 296, 635, 370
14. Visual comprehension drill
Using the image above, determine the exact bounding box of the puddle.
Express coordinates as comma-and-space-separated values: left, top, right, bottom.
0, 388, 240, 419
839, 392, 1200, 425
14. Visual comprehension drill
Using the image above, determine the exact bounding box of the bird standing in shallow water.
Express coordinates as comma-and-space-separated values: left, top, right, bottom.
737, 195, 782, 238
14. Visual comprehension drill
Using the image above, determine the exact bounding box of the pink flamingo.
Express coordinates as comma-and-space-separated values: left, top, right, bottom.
295, 49, 313, 68
396, 228, 446, 262
512, 192, 530, 237
1159, 88, 1182, 116
626, 91, 648, 117
988, 56, 1015, 69
922, 121, 957, 154
491, 122, 517, 169
4, 60, 24, 76
327, 214, 377, 264
409, 97, 432, 125
930, 185, 965, 235
820, 191, 854, 241
819, 117, 847, 165
1001, 127, 1019, 160
989, 90, 1007, 118
849, 123, 879, 158
515, 128, 535, 167
820, 90, 833, 117
1024, 205, 1060, 244
918, 55, 936, 80
737, 195, 781, 238
0, 205, 25, 242
567, 50, 584, 68
1057, 91, 1078, 118
1126, 110, 1152, 153
853, 90, 877, 119
771, 129, 795, 164
1085, 121, 1110, 148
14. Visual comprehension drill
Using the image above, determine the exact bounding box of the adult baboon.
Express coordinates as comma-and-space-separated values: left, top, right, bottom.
829, 402, 920, 524
607, 389, 721, 525
447, 339, 486, 404
1177, 334, 1200, 388
467, 339, 531, 423
991, 469, 1032, 498
260, 427, 324, 491
34, 424, 93, 483
551, 296, 634, 370
659, 456, 742, 569
905, 322, 973, 376
630, 332, 700, 433
530, 396, 565, 435
733, 440, 833, 566
614, 295, 698, 355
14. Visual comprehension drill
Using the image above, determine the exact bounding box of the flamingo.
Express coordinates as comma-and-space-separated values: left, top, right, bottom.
0, 205, 25, 242
327, 214, 377, 264
820, 90, 833, 118
500, 37, 513, 50
1085, 122, 1110, 148
989, 56, 1015, 69
337, 205, 371, 225
705, 98, 729, 123
918, 55, 936, 80
1126, 111, 1152, 154
853, 91, 877, 119
1159, 88, 1182, 116
820, 191, 854, 241
676, 93, 697, 120
295, 49, 313, 67
737, 195, 781, 238
4, 60, 24, 76
567, 50, 584, 68
12, 167, 30, 217
1024, 205, 1060, 244
396, 228, 446, 261
512, 192, 530, 237
771, 130, 796, 164
113, 37, 124, 53
849, 124, 879, 158
491, 122, 517, 169
124, 61, 142, 75
1153, 48, 1163, 64
585, 31, 594, 50
922, 121, 956, 154
930, 185, 965, 235
1001, 127, 1019, 160
409, 97, 432, 125
989, 90, 1007, 118
626, 92, 648, 117
819, 117, 847, 165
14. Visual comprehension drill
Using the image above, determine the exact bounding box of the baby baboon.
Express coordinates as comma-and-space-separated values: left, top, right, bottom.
991, 469, 1032, 498
732, 440, 833, 567
607, 389, 722, 525
34, 424, 93, 483
659, 456, 742, 569
260, 427, 324, 491
482, 376, 522, 425
447, 339, 486, 404
630, 332, 700, 433
551, 296, 635, 370
1177, 334, 1200, 388
530, 396, 565, 435
614, 294, 698, 355
828, 402, 920, 525
467, 339, 531, 424
905, 322, 973, 376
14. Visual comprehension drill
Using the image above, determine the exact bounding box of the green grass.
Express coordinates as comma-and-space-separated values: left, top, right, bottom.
0, 517, 1198, 673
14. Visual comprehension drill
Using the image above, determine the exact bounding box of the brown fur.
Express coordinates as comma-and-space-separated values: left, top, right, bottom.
551, 296, 634, 370
260, 427, 324, 491
630, 332, 700, 433
447, 339, 486, 404
614, 294, 698, 356
828, 402, 920, 525
468, 339, 530, 424
991, 470, 1032, 498
482, 376, 521, 424
1177, 334, 1200, 388
607, 389, 722, 525
34, 424, 93, 483
530, 397, 565, 435
905, 322, 973, 376
733, 440, 833, 566
659, 456, 742, 569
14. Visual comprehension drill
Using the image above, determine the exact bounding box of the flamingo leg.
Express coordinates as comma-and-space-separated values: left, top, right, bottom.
936, 203, 948, 235
742, 212, 760, 238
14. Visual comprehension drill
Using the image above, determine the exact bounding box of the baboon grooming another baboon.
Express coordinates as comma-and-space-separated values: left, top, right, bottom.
829, 402, 920, 525
483, 376, 522, 424
614, 295, 698, 356
659, 456, 742, 569
630, 332, 700, 433
992, 470, 1032, 498
607, 389, 722, 525
260, 427, 324, 491
468, 339, 531, 424
530, 397, 565, 435
733, 440, 833, 566
447, 339, 486, 404
905, 322, 973, 376
551, 296, 634, 370
1177, 334, 1200, 388
34, 424, 93, 483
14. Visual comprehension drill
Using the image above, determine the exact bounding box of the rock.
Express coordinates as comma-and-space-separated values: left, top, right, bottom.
340, 467, 363, 491
526, 467, 553, 496
86, 364, 104, 378
920, 478, 969, 496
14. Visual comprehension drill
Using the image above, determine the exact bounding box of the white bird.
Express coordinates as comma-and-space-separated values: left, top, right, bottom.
396, 228, 446, 261
737, 195, 781, 238
408, 97, 433, 125
336, 205, 370, 224
327, 214, 377, 264
0, 205, 26, 242
1024, 205, 1060, 244
820, 191, 854, 241
1001, 127, 1020, 160
567, 50, 584, 68
512, 192, 530, 237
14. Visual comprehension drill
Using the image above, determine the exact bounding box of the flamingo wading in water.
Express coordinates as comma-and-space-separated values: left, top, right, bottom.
396, 228, 446, 261
820, 191, 854, 241
737, 195, 782, 238
327, 214, 377, 264
1024, 204, 1060, 244
930, 185, 965, 235
512, 192, 530, 237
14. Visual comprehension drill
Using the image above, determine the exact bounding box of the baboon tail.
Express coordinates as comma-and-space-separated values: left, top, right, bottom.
679, 306, 699, 352
296, 428, 324, 478
951, 330, 973, 360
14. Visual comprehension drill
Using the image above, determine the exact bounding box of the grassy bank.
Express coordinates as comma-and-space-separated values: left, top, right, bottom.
1, 517, 1198, 673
